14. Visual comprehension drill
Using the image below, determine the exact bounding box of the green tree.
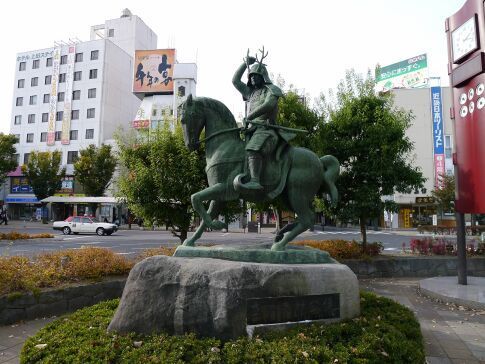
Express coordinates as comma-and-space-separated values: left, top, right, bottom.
0, 134, 18, 183
21, 151, 66, 222
277, 90, 320, 149
432, 174, 455, 218
317, 70, 425, 248
74, 144, 117, 196
117, 124, 208, 242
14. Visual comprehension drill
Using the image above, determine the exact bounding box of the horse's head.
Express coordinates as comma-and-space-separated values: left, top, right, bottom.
179, 94, 205, 151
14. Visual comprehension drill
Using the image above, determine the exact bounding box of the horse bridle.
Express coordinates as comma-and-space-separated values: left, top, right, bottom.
196, 126, 243, 145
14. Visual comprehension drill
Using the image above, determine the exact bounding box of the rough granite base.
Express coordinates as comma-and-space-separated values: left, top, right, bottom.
108, 256, 360, 340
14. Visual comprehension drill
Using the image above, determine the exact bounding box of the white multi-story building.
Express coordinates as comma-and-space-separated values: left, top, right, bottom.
5, 10, 160, 219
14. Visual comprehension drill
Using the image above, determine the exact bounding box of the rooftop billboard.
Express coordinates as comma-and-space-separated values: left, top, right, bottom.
133, 49, 175, 94
376, 54, 429, 92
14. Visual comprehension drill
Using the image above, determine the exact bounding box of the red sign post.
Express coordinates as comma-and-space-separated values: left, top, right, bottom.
446, 0, 485, 213
446, 0, 485, 285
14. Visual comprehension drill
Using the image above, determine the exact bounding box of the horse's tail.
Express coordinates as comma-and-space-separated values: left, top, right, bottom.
320, 155, 340, 203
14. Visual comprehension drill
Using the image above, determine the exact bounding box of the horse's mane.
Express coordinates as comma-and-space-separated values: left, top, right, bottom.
195, 97, 237, 127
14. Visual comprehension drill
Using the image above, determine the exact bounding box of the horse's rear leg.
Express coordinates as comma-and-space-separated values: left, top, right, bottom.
271, 199, 314, 251
183, 200, 222, 247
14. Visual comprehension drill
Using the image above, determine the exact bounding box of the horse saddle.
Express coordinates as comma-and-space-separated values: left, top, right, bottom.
233, 133, 294, 199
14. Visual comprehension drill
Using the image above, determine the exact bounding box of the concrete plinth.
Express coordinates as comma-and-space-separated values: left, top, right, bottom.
108, 256, 360, 340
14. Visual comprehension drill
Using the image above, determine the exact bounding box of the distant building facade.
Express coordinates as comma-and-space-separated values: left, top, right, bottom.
6, 10, 158, 220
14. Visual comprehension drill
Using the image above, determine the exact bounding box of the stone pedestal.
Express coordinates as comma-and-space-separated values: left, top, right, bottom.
108, 256, 360, 340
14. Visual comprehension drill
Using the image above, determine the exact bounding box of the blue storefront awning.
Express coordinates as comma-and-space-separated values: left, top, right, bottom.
6, 194, 39, 203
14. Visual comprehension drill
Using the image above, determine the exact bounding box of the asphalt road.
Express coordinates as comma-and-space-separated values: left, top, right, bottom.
0, 221, 436, 258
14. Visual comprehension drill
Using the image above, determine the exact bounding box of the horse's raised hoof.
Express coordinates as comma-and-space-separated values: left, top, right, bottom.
270, 242, 286, 251
210, 220, 226, 230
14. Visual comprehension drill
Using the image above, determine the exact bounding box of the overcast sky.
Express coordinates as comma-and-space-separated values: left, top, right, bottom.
1, 0, 465, 133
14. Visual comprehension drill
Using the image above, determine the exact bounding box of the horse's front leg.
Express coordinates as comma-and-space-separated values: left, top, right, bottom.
183, 200, 223, 246
190, 183, 227, 230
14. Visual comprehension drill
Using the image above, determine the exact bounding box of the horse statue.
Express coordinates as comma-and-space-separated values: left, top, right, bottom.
179, 94, 339, 251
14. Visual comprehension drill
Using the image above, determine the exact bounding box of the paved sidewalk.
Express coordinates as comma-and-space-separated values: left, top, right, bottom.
361, 278, 485, 363
0, 317, 55, 364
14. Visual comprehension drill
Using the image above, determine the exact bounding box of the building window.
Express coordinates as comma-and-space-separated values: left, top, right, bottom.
89, 69, 98, 79
43, 94, 50, 103
26, 133, 34, 143
55, 131, 62, 141
19, 62, 26, 71
108, 29, 115, 37
45, 75, 52, 85
56, 111, 63, 121
16, 97, 23, 106
29, 95, 37, 105
28, 114, 35, 124
60, 55, 67, 65
88, 88, 96, 98
87, 108, 95, 118
46, 57, 52, 67
72, 90, 81, 100
57, 92, 65, 102
59, 73, 66, 83
90, 50, 99, 60
73, 71, 82, 81
67, 151, 78, 164
85, 129, 94, 139
445, 135, 453, 159
24, 153, 30, 164
31, 77, 38, 87
14, 135, 20, 143
14, 115, 21, 125
178, 86, 186, 97
32, 59, 40, 69
17, 79, 25, 88
42, 113, 48, 122
40, 132, 47, 142
75, 52, 83, 62
71, 110, 79, 120
70, 130, 78, 140
13, 154, 19, 165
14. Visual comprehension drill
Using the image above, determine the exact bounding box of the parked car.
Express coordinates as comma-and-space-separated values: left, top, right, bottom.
53, 216, 118, 236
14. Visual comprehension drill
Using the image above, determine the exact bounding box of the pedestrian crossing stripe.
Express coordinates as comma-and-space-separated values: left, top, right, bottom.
314, 231, 392, 235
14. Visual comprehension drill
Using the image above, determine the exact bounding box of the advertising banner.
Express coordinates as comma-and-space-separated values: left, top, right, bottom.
376, 54, 429, 92
47, 46, 61, 145
61, 46, 75, 145
431, 86, 445, 188
133, 49, 175, 94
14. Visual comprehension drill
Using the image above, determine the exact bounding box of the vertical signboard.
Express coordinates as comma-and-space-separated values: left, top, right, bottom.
430, 86, 445, 188
133, 49, 175, 94
47, 47, 61, 145
61, 46, 75, 145
375, 54, 429, 92
446, 0, 485, 213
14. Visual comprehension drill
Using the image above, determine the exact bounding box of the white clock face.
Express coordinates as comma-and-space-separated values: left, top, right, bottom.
452, 16, 478, 63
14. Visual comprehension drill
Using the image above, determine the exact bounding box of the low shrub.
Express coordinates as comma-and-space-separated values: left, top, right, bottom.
0, 232, 54, 240
20, 291, 425, 363
138, 246, 177, 259
409, 237, 485, 256
0, 247, 133, 296
293, 240, 383, 259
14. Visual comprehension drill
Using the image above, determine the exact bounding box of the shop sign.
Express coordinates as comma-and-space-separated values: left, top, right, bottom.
10, 177, 34, 193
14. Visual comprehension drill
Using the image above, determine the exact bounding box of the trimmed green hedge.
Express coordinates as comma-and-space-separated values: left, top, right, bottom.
21, 292, 424, 363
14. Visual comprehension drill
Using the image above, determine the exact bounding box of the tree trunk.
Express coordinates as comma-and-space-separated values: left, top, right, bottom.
179, 229, 187, 243
360, 218, 367, 252
274, 208, 281, 232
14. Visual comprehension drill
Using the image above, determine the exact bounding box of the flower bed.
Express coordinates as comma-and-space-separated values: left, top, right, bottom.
293, 239, 383, 259
0, 232, 53, 240
407, 237, 485, 256
20, 292, 425, 364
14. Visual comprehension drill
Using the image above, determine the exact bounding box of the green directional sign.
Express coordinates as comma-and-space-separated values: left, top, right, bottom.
376, 54, 428, 92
